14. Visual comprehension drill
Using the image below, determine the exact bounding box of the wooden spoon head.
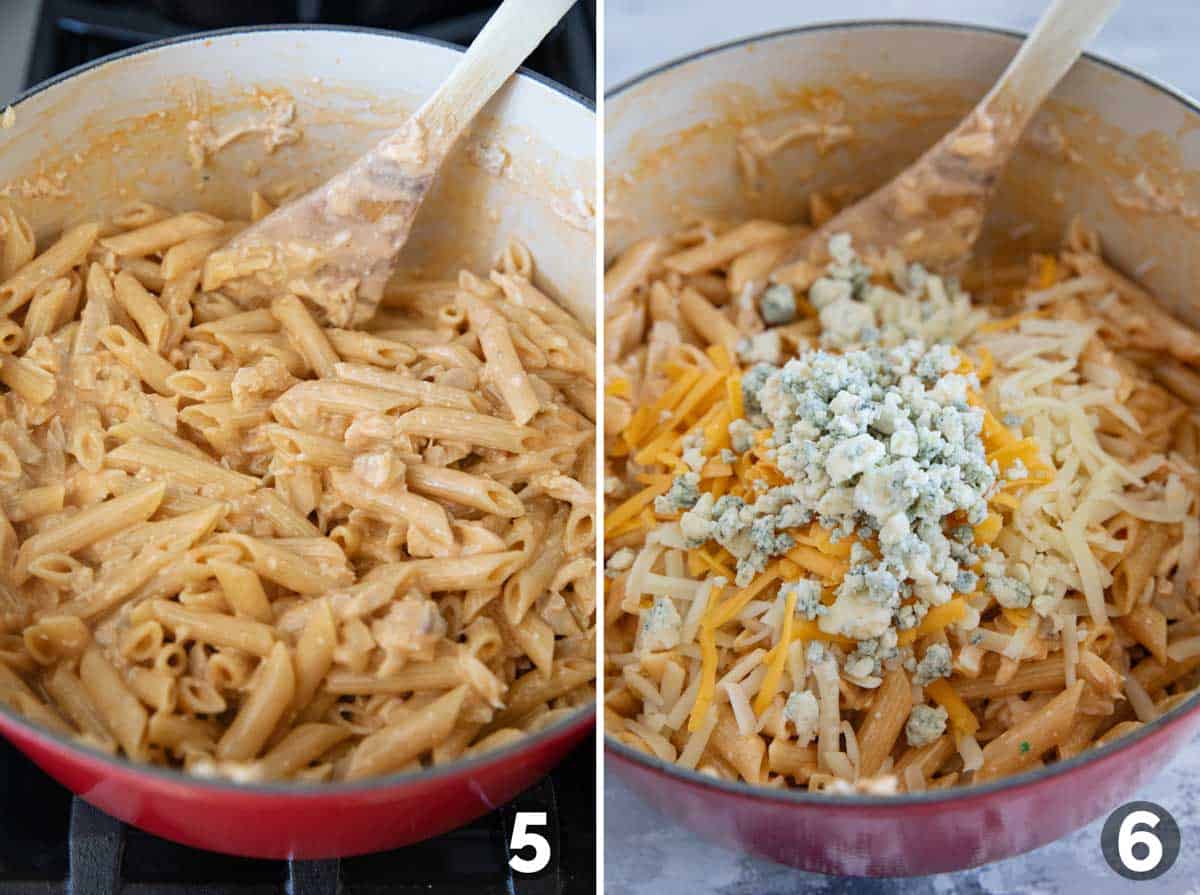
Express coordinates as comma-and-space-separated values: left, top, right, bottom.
778, 105, 1023, 279
202, 120, 438, 328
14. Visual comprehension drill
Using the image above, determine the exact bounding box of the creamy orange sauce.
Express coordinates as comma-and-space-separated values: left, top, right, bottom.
204, 117, 442, 327
185, 90, 302, 171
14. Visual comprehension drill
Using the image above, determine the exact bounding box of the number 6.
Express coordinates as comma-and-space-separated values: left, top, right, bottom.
509, 811, 551, 874
1118, 809, 1164, 874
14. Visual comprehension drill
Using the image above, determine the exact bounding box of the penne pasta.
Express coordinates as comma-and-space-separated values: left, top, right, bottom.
97, 325, 177, 394
272, 294, 341, 378
393, 406, 540, 453
855, 669, 913, 777
80, 646, 148, 759
405, 464, 524, 517
106, 440, 258, 497
113, 270, 169, 351
14, 482, 165, 584
346, 686, 469, 780
217, 642, 295, 761
99, 212, 223, 258
150, 600, 277, 657
210, 561, 272, 622
0, 205, 593, 784
332, 362, 480, 411
464, 294, 540, 425
256, 723, 351, 780
0, 222, 100, 314
44, 664, 117, 753
0, 203, 36, 281
0, 355, 55, 404
606, 201, 1200, 798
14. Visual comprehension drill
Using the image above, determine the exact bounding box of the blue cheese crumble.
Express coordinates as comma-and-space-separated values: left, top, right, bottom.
605, 547, 635, 578
738, 330, 784, 366
905, 703, 948, 747
752, 342, 997, 641
760, 282, 798, 325
640, 595, 682, 652
681, 433, 707, 472
780, 579, 825, 620
678, 334, 1007, 651
654, 472, 701, 514
783, 690, 819, 743
1005, 458, 1028, 481
798, 234, 985, 351
740, 363, 774, 419
988, 572, 1032, 609
728, 418, 757, 453
913, 642, 952, 685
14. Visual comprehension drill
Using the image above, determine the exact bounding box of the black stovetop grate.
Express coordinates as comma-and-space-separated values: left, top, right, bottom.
26, 0, 596, 100
0, 733, 594, 894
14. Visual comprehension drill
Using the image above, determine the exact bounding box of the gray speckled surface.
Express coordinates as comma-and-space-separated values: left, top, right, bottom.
605, 758, 1200, 894
604, 0, 1200, 97
603, 1, 1200, 892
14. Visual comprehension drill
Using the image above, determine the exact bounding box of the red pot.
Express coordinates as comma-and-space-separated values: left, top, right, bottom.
0, 26, 596, 859
0, 701, 591, 858
605, 21, 1200, 876
609, 700, 1199, 876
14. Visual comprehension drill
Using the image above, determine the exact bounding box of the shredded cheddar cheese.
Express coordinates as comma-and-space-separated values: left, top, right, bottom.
754, 588, 797, 714
607, 225, 1200, 798
899, 599, 968, 647
606, 378, 631, 397
925, 678, 979, 735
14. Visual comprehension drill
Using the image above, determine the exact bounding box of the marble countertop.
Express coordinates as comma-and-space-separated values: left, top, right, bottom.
604, 0, 1200, 97
603, 1, 1200, 892
605, 753, 1200, 894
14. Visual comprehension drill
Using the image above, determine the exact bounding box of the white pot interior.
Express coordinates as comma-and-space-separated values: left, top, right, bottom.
1, 28, 595, 325
606, 23, 1200, 329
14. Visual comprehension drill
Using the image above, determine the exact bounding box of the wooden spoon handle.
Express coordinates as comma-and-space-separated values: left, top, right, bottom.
774, 0, 1118, 275
413, 0, 578, 157
983, 0, 1120, 126
205, 0, 576, 327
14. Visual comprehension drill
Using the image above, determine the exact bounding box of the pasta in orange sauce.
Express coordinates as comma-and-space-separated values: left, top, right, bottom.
0, 196, 596, 782
605, 201, 1200, 793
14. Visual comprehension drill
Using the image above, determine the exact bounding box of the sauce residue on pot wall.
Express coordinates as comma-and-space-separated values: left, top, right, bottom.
607, 48, 1200, 327
184, 87, 302, 171
0, 52, 594, 323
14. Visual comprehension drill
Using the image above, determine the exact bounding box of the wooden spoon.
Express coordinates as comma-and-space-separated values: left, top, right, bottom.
204, 0, 577, 327
776, 0, 1119, 276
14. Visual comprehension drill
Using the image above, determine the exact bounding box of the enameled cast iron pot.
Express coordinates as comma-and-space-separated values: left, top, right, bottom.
605, 21, 1200, 877
0, 26, 595, 859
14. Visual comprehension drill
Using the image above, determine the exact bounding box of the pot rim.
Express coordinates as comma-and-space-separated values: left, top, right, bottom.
606, 17, 1197, 114
604, 18, 1200, 808
0, 22, 594, 797
0, 702, 594, 797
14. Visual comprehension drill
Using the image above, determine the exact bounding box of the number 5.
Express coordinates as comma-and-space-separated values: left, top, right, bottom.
1118, 809, 1164, 874
509, 811, 551, 874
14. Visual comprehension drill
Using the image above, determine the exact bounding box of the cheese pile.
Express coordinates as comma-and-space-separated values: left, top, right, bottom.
682, 342, 1001, 638
608, 226, 1200, 789
973, 294, 1193, 626
608, 236, 1059, 741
